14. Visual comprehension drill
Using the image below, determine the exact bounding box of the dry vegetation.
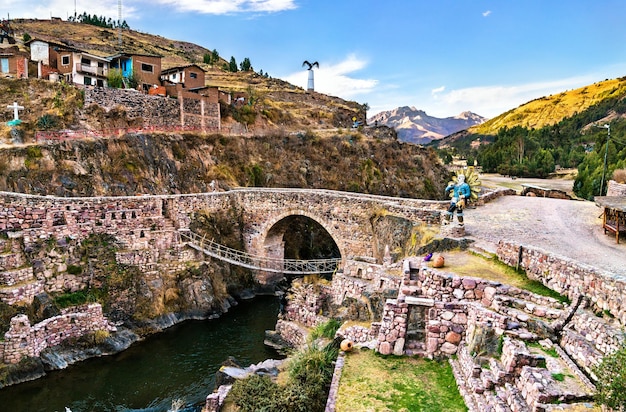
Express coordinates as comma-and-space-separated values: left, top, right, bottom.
472, 77, 626, 135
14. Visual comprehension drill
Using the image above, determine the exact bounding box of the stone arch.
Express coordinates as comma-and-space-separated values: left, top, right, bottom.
255, 209, 346, 267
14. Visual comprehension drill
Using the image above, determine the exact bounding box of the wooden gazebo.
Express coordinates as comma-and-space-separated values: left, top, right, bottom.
595, 196, 626, 243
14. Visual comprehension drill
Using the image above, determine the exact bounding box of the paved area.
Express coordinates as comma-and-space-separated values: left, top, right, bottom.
462, 195, 626, 277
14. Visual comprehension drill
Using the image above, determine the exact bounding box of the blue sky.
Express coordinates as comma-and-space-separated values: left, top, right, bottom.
3, 0, 626, 118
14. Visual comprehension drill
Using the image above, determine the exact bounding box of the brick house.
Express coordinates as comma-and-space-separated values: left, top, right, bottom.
109, 52, 162, 92
0, 46, 28, 78
160, 64, 206, 91
27, 39, 109, 86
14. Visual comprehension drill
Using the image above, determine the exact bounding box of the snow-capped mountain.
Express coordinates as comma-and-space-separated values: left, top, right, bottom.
369, 106, 486, 144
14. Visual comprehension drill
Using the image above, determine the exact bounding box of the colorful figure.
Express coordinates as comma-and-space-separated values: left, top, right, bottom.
444, 174, 471, 226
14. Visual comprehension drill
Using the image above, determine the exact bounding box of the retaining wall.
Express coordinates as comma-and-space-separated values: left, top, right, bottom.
497, 240, 626, 326
1, 303, 115, 364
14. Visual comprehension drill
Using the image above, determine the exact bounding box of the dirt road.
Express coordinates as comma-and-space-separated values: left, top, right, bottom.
464, 194, 626, 277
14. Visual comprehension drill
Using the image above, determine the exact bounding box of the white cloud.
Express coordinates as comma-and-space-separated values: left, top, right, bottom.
283, 54, 379, 98
148, 0, 297, 14
0, 0, 293, 19
0, 0, 138, 20
482, 10, 491, 17
429, 75, 596, 118
431, 86, 445, 95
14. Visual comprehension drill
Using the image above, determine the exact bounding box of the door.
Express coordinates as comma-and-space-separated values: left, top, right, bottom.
0, 58, 8, 73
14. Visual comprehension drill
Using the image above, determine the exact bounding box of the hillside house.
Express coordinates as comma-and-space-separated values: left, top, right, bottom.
27, 39, 109, 86
160, 64, 206, 91
0, 46, 28, 78
109, 52, 162, 92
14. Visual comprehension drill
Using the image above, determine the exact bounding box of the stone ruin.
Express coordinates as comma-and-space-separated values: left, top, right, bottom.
273, 244, 625, 412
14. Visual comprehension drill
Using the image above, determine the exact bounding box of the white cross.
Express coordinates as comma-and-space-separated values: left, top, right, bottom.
6, 102, 24, 121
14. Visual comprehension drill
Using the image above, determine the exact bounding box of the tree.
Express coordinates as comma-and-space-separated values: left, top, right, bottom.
240, 57, 252, 72
211, 49, 219, 64
229, 57, 238, 72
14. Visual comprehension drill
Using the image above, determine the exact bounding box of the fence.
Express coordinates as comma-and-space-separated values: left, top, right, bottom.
180, 230, 341, 275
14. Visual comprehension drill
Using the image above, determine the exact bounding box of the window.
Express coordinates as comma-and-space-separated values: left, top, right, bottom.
81, 57, 90, 65
190, 72, 197, 79
84, 76, 92, 86
61, 55, 70, 65
141, 63, 153, 73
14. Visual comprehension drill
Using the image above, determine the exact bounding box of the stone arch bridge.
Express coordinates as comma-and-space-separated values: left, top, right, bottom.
0, 188, 445, 285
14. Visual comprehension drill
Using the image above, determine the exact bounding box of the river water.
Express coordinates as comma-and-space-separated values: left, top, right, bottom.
0, 296, 281, 412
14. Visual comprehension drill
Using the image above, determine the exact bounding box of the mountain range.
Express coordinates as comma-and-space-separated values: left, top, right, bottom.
368, 107, 486, 144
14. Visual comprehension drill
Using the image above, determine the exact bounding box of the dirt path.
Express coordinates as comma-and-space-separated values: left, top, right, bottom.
464, 195, 626, 277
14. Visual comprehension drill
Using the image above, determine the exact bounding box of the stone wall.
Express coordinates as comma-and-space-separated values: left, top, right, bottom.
83, 87, 220, 130
1, 303, 115, 364
497, 240, 626, 326
559, 309, 625, 379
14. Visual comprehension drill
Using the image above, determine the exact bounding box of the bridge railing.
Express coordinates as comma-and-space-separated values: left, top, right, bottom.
179, 230, 341, 275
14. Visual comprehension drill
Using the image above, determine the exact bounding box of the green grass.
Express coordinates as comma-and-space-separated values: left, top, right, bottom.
443, 251, 569, 304
336, 349, 467, 412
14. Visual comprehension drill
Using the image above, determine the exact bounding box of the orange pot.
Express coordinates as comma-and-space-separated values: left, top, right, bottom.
340, 339, 354, 352
432, 255, 445, 268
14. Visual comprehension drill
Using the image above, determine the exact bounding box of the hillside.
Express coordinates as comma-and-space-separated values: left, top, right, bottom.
430, 75, 626, 199
4, 18, 366, 131
369, 107, 485, 144
471, 77, 626, 135
0, 131, 449, 199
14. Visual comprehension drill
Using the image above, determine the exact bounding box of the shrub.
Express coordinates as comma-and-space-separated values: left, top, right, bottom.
594, 344, 626, 411
228, 343, 338, 412
107, 69, 124, 89
36, 114, 60, 130
228, 374, 283, 411
613, 168, 626, 184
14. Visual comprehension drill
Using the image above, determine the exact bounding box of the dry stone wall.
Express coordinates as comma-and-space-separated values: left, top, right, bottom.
1, 303, 115, 364
497, 240, 626, 326
0, 189, 441, 276
84, 87, 220, 130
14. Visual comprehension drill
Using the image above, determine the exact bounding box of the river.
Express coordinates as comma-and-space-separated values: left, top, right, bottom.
0, 295, 281, 412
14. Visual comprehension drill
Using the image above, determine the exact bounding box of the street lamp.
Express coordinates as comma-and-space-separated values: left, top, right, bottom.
595, 124, 611, 196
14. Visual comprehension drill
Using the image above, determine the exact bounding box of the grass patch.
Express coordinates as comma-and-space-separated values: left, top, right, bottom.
442, 251, 569, 303
53, 289, 106, 308
310, 318, 341, 341
336, 349, 467, 412
528, 342, 559, 358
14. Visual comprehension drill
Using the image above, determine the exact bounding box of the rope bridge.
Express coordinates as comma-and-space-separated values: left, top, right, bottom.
179, 230, 341, 275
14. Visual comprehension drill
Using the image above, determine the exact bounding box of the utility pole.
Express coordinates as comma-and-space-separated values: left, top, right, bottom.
596, 124, 611, 196
118, 0, 122, 50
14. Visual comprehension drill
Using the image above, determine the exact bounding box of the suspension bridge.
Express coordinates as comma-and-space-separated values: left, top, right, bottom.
179, 230, 341, 275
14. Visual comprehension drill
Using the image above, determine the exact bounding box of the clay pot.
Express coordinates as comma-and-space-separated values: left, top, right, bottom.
340, 339, 354, 352
432, 255, 445, 268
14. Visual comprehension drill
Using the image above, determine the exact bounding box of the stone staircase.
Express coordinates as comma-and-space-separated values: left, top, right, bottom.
451, 337, 596, 412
